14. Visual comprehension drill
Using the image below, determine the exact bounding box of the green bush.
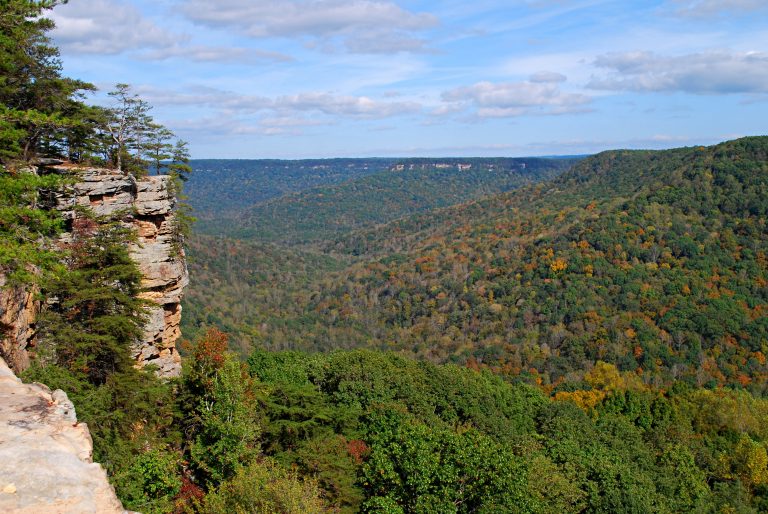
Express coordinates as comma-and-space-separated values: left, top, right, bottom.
202, 459, 327, 514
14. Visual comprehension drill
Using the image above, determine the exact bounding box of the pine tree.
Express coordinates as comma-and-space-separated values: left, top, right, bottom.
104, 84, 152, 173
144, 123, 174, 175
37, 215, 146, 384
0, 0, 95, 162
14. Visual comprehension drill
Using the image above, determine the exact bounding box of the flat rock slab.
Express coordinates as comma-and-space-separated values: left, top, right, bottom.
0, 358, 126, 513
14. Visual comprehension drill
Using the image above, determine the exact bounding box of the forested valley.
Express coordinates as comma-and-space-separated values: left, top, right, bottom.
177, 137, 768, 512
3, 1, 768, 512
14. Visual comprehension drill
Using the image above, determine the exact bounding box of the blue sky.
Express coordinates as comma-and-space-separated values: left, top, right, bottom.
49, 0, 768, 158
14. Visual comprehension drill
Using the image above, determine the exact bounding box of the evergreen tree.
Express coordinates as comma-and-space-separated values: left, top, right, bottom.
104, 83, 151, 173
144, 123, 173, 175
0, 167, 65, 284
0, 0, 95, 162
37, 214, 146, 383
168, 139, 192, 180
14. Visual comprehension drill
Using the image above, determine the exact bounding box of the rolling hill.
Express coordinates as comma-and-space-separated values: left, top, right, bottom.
184, 158, 399, 222
183, 137, 768, 394
233, 157, 575, 244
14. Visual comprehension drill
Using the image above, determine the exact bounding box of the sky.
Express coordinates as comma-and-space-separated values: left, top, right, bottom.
49, 0, 768, 158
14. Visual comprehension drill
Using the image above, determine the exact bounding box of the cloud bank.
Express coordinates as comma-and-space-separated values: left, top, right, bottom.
51, 0, 176, 54
441, 78, 591, 118
588, 51, 768, 94
180, 0, 438, 53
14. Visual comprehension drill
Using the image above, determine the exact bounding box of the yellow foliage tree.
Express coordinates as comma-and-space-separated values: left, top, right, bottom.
585, 361, 624, 391
585, 361, 645, 392
554, 389, 606, 412
550, 258, 568, 274
720, 434, 768, 490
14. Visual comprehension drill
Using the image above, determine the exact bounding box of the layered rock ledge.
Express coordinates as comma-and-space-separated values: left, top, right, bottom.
54, 167, 189, 377
0, 166, 188, 378
0, 358, 125, 513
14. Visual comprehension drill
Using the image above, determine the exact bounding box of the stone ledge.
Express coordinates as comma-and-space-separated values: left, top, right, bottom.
0, 358, 127, 514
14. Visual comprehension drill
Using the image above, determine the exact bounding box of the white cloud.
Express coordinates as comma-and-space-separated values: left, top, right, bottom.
138, 86, 421, 119
171, 116, 297, 136
441, 80, 592, 118
180, 0, 438, 54
274, 92, 421, 117
131, 86, 274, 114
51, 0, 292, 64
530, 71, 567, 83
139, 46, 293, 63
51, 0, 177, 54
171, 112, 336, 136
588, 51, 768, 94
670, 0, 768, 17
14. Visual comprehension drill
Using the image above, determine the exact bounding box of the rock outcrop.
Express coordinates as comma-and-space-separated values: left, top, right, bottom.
0, 357, 126, 513
129, 176, 188, 377
0, 277, 37, 374
0, 166, 188, 378
54, 166, 188, 377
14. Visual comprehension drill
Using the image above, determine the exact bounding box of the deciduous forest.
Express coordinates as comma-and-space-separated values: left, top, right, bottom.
177, 138, 768, 512
3, 1, 768, 513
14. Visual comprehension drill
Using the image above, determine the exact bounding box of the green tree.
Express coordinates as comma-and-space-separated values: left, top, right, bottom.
190, 353, 261, 485
361, 413, 535, 513
144, 122, 173, 175
0, 0, 94, 161
104, 83, 151, 173
0, 167, 65, 284
36, 214, 146, 383
202, 458, 328, 514
168, 138, 192, 181
113, 447, 181, 514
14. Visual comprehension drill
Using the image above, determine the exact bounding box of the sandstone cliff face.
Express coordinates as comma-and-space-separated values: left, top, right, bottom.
0, 357, 126, 513
130, 177, 188, 377
55, 167, 189, 377
0, 277, 37, 373
0, 166, 188, 377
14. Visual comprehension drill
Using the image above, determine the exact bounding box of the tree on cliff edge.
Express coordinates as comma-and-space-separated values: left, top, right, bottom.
37, 214, 146, 384
104, 83, 152, 173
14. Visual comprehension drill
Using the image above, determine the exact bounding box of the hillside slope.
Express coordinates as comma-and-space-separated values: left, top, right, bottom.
182, 235, 348, 351
185, 137, 768, 393
185, 158, 399, 223
233, 158, 575, 244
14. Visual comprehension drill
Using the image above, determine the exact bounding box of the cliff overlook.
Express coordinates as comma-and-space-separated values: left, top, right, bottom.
53, 165, 189, 377
0, 165, 188, 378
0, 357, 125, 513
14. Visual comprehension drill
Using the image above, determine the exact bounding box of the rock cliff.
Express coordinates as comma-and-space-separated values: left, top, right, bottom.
0, 277, 37, 374
0, 357, 126, 513
0, 166, 188, 378
54, 166, 189, 377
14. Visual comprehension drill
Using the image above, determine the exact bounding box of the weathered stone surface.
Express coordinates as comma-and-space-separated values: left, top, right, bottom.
54, 168, 137, 219
0, 358, 126, 513
134, 177, 173, 216
128, 176, 188, 378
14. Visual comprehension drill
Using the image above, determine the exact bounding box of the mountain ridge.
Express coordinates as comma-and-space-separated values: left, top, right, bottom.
184, 137, 768, 394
